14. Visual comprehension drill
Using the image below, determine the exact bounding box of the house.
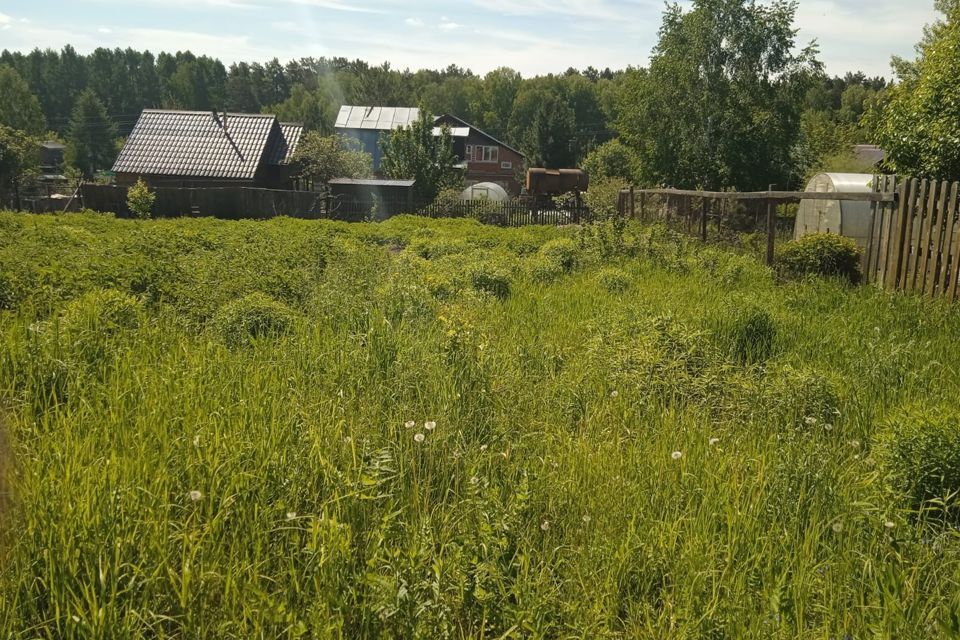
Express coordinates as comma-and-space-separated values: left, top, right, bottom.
852, 145, 886, 168
434, 114, 526, 196
335, 106, 526, 195
112, 110, 304, 189
39, 141, 66, 181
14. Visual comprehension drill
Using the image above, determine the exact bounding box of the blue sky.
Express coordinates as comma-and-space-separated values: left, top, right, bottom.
0, 1, 940, 77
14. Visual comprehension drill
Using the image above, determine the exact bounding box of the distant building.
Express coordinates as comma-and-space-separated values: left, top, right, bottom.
852, 145, 886, 168
112, 110, 304, 189
39, 141, 66, 182
435, 113, 526, 196
335, 106, 526, 195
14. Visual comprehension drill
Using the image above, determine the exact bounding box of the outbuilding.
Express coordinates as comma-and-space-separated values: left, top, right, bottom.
794, 173, 877, 251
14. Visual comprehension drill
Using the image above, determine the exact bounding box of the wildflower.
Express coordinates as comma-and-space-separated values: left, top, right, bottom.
610, 390, 619, 398
343, 436, 352, 444
832, 522, 843, 533
671, 451, 682, 460
480, 444, 488, 452
286, 512, 297, 520
884, 520, 896, 529
188, 490, 203, 502
850, 440, 861, 448
541, 520, 550, 531
414, 433, 425, 443
709, 437, 720, 446
824, 424, 833, 432
404, 420, 416, 429
425, 421, 437, 431
192, 435, 201, 447
72, 615, 81, 623
470, 476, 480, 486
804, 416, 817, 426
582, 515, 591, 524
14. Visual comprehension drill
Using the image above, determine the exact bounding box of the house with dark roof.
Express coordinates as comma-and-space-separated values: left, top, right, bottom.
112, 110, 304, 189
335, 106, 526, 194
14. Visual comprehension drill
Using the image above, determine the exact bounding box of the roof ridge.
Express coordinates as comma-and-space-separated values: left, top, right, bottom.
142, 109, 278, 118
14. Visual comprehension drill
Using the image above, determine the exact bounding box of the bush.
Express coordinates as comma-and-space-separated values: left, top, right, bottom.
126, 178, 155, 219
212, 293, 297, 348
525, 255, 565, 284
877, 404, 960, 521
466, 261, 512, 300
538, 238, 579, 273
777, 233, 862, 284
715, 303, 777, 364
596, 267, 631, 293
56, 289, 144, 368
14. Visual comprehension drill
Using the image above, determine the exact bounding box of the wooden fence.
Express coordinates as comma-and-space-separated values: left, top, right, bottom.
867, 176, 960, 298
79, 184, 590, 227
619, 178, 960, 300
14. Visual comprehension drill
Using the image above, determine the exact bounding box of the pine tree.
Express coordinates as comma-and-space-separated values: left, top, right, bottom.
66, 89, 117, 178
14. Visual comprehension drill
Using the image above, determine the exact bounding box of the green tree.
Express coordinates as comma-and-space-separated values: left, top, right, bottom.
0, 125, 39, 207
126, 178, 155, 219
292, 133, 372, 185
0, 65, 47, 135
872, 2, 960, 179
582, 139, 640, 184
66, 89, 118, 178
380, 111, 460, 202
617, 0, 819, 190
509, 85, 577, 167
266, 83, 337, 134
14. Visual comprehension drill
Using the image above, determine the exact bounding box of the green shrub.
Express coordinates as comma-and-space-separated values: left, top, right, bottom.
877, 404, 960, 520
525, 255, 565, 284
715, 304, 777, 364
596, 267, 632, 294
467, 261, 512, 300
212, 293, 297, 348
777, 233, 862, 284
538, 238, 579, 272
55, 289, 143, 368
126, 178, 155, 219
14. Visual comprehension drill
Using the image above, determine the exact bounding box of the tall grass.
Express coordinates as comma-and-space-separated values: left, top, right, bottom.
0, 211, 958, 638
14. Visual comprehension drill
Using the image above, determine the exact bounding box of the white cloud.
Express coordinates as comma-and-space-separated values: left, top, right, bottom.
285, 0, 386, 12
0, 13, 13, 24
98, 27, 112, 34
405, 17, 424, 27
438, 21, 460, 31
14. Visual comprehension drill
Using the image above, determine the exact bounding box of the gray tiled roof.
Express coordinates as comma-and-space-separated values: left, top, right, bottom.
113, 110, 302, 180
264, 122, 305, 166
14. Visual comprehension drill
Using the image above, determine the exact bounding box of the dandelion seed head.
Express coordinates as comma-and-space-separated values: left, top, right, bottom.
480, 444, 488, 452
286, 512, 297, 520
541, 520, 550, 531
884, 520, 896, 529
824, 424, 833, 432
72, 615, 81, 623
414, 433, 425, 443
610, 390, 619, 398
424, 421, 437, 431
192, 435, 201, 447
832, 522, 843, 533
709, 437, 720, 446
804, 416, 817, 426
671, 451, 682, 460
470, 476, 480, 485
850, 440, 861, 448
404, 420, 416, 429
582, 515, 591, 524
343, 436, 352, 444
188, 490, 203, 502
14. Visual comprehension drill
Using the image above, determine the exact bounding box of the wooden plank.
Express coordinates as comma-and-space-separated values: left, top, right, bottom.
919, 180, 941, 294
890, 178, 916, 290
864, 175, 881, 284
635, 188, 895, 203
902, 179, 925, 291
927, 179, 951, 297
870, 175, 892, 284
934, 181, 959, 297
700, 197, 708, 241
946, 182, 960, 300
877, 176, 897, 286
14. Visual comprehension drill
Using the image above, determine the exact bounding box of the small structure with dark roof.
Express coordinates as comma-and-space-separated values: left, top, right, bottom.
328, 177, 416, 220
112, 110, 304, 189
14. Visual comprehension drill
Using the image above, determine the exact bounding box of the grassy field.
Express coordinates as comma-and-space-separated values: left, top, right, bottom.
0, 211, 958, 638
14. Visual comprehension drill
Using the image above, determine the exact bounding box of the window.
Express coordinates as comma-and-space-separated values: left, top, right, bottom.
465, 145, 500, 163
482, 146, 499, 163
501, 161, 512, 170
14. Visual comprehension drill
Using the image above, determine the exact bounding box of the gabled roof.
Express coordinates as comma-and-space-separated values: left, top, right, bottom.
329, 178, 416, 187
112, 110, 303, 180
435, 113, 526, 158
335, 106, 422, 131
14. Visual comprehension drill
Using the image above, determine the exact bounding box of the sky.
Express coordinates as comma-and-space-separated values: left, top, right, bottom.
0, 1, 941, 78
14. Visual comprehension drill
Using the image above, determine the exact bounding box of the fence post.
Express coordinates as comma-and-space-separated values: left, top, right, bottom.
629, 185, 635, 220
766, 184, 776, 267
700, 197, 708, 241
640, 191, 646, 222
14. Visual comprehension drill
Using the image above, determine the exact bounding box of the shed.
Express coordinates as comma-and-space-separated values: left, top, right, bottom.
794, 173, 876, 250
328, 178, 415, 220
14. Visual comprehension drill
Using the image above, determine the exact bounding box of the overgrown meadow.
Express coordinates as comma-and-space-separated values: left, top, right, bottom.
0, 212, 959, 638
